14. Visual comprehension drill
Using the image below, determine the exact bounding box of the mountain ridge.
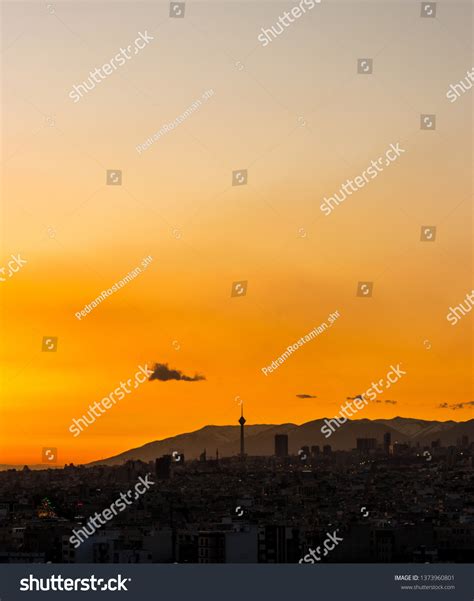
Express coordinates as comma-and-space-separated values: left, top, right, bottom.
86, 417, 474, 466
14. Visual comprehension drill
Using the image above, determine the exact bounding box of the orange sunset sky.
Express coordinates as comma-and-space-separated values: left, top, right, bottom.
1, 0, 473, 465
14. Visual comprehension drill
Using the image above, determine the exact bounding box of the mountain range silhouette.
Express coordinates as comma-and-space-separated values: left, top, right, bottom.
88, 417, 474, 466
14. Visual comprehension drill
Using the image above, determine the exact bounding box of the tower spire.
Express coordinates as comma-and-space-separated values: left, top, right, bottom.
238, 403, 246, 459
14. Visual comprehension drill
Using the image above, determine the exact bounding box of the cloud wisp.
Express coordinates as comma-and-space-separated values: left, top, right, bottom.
148, 363, 206, 382
438, 401, 474, 410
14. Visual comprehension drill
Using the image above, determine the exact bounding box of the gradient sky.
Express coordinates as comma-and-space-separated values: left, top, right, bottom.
1, 0, 473, 465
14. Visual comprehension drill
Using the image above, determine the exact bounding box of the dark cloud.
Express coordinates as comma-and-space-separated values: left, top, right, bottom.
348, 395, 396, 404
296, 394, 317, 399
149, 363, 205, 382
438, 401, 474, 410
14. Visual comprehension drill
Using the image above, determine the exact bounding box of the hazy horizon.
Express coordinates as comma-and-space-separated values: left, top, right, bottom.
2, 1, 472, 466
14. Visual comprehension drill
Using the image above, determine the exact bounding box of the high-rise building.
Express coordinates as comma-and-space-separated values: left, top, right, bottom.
155, 455, 172, 479
198, 532, 225, 563
356, 438, 377, 452
323, 444, 332, 455
393, 442, 409, 455
383, 432, 391, 454
311, 445, 320, 456
239, 404, 246, 459
257, 525, 300, 563
274, 434, 288, 457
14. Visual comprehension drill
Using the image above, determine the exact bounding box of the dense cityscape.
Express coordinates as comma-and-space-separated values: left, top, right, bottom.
0, 422, 473, 564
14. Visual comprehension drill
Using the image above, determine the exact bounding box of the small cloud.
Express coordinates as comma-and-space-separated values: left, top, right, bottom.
438, 400, 474, 410
149, 363, 205, 382
296, 394, 317, 399
348, 395, 396, 404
